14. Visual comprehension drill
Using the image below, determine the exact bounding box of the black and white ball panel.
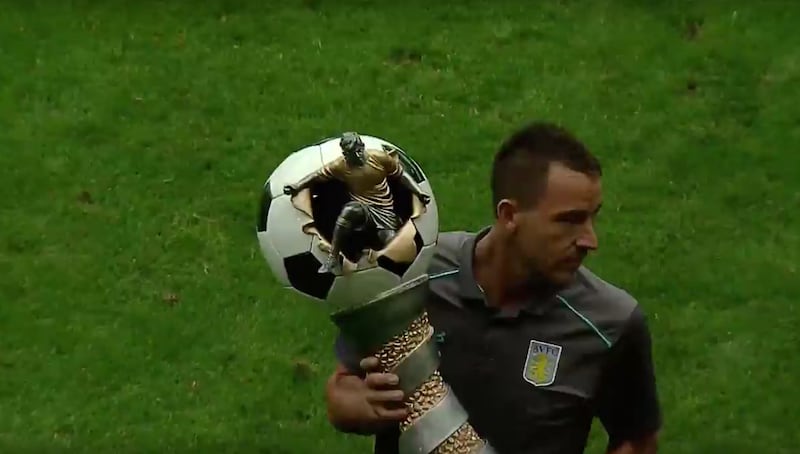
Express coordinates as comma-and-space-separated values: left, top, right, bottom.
267, 145, 324, 198
400, 243, 437, 284
283, 251, 336, 300
319, 137, 346, 166
256, 180, 290, 286
412, 179, 438, 246
374, 229, 425, 277
308, 234, 333, 268
256, 230, 289, 286
256, 180, 272, 233
266, 194, 314, 258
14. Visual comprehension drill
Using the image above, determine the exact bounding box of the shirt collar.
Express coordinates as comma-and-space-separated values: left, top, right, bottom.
456, 226, 490, 301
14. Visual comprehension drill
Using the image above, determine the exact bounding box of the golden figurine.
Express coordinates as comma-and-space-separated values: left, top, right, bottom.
283, 132, 431, 274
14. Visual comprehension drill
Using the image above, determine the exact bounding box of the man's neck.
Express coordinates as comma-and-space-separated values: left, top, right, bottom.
472, 227, 548, 309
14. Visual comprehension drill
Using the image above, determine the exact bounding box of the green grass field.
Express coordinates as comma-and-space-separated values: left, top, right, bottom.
2, 1, 799, 452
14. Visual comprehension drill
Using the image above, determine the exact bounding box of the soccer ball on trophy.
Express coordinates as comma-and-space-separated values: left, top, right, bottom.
256, 132, 439, 306
256, 132, 495, 454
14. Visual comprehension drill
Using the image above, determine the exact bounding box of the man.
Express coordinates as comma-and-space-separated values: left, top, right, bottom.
284, 132, 430, 273
324, 122, 661, 453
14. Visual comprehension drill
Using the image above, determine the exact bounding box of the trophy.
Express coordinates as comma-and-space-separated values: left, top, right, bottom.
256, 132, 495, 454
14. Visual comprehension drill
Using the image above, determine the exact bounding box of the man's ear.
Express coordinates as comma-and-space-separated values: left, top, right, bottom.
496, 199, 519, 232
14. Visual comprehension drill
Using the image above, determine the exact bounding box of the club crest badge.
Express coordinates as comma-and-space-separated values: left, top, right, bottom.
522, 340, 562, 387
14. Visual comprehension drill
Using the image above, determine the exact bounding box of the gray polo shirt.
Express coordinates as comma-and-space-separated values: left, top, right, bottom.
335, 227, 661, 454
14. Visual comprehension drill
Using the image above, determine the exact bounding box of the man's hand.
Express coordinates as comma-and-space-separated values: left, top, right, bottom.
607, 432, 658, 454
359, 356, 409, 421
325, 356, 408, 434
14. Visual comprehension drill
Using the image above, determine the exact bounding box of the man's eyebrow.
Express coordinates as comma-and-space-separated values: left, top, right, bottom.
553, 204, 602, 220
553, 209, 589, 219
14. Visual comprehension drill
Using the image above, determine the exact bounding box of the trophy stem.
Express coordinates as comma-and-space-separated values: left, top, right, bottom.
330, 275, 496, 454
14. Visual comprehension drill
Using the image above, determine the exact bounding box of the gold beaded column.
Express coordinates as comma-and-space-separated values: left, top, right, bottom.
331, 276, 495, 454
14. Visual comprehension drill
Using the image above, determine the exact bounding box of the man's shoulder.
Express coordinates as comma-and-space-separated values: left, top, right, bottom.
369, 145, 397, 157
426, 230, 474, 274
323, 155, 346, 171
365, 148, 385, 159
366, 148, 397, 164
560, 266, 647, 348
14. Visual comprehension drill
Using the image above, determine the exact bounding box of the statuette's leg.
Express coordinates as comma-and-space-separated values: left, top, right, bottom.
320, 201, 370, 274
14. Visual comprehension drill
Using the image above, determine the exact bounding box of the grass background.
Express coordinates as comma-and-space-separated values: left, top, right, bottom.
1, 0, 799, 452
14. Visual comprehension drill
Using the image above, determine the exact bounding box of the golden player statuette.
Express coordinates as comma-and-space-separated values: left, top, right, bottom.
256, 132, 495, 454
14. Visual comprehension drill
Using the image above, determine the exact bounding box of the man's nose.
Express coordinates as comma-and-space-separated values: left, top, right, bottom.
576, 225, 598, 250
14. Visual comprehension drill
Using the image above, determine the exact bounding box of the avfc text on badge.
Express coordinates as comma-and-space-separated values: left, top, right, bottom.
522, 340, 563, 387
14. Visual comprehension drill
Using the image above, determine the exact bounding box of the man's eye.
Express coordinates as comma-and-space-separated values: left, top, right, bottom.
565, 213, 586, 223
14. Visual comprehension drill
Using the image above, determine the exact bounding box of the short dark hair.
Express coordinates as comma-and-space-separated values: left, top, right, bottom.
490, 122, 602, 214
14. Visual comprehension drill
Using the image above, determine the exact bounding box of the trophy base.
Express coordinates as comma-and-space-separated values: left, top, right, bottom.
330, 275, 496, 454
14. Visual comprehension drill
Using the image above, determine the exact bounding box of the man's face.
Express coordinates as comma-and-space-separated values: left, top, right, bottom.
343, 147, 365, 167
500, 162, 603, 287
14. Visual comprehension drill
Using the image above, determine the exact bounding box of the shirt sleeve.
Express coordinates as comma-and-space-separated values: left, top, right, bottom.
374, 150, 402, 177
595, 305, 662, 449
320, 156, 346, 180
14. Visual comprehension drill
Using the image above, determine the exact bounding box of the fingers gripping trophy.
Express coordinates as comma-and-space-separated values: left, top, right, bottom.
256, 132, 496, 454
